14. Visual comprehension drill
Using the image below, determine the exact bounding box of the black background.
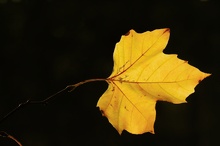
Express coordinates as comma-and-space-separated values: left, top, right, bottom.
0, 0, 219, 146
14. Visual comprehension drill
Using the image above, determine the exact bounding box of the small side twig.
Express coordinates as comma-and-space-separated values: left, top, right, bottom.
0, 131, 22, 146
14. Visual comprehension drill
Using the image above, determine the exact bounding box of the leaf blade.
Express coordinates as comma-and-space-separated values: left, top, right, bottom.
97, 28, 211, 134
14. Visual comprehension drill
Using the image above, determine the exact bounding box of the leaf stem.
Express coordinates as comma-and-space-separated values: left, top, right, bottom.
0, 78, 107, 124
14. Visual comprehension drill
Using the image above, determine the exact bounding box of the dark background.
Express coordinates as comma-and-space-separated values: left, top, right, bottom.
0, 0, 219, 145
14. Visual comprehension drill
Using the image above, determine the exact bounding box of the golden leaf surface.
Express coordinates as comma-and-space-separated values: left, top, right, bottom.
97, 28, 210, 134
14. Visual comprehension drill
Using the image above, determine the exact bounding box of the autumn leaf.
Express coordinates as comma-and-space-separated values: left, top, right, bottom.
97, 28, 210, 134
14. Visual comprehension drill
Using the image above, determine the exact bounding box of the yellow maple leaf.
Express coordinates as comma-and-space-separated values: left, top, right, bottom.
97, 28, 210, 134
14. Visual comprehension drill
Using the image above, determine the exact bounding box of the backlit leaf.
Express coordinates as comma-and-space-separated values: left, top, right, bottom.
97, 28, 210, 134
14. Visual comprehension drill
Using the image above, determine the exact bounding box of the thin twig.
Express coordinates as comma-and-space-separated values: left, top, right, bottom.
0, 78, 106, 124
0, 131, 22, 146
